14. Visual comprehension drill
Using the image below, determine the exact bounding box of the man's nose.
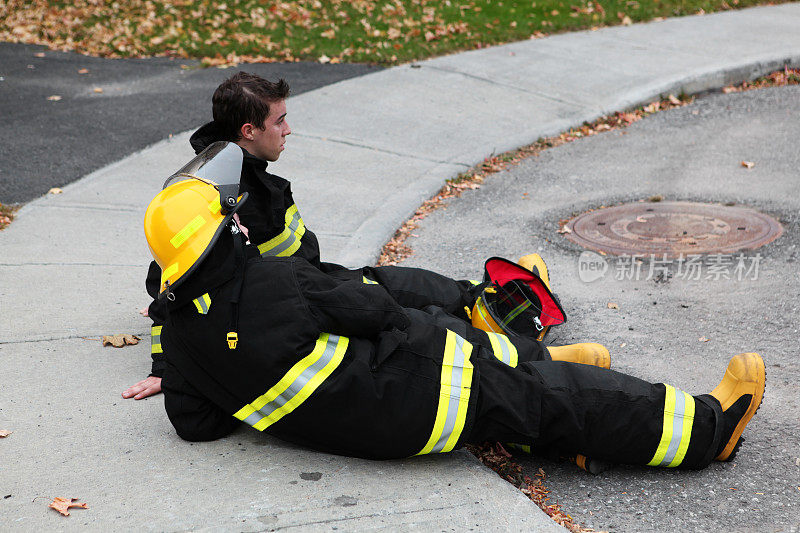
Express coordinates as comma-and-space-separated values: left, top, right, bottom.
284, 122, 292, 136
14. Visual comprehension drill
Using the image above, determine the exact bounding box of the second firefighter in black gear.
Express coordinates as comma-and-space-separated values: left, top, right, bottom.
142, 121, 484, 380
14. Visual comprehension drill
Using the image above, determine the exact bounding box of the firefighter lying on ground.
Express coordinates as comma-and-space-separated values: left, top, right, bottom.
123, 72, 603, 400
142, 176, 765, 469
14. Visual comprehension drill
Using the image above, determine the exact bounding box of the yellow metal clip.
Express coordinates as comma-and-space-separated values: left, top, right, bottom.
226, 332, 238, 349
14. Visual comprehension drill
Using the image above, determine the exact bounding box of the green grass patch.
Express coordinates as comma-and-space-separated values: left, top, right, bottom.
1, 0, 793, 65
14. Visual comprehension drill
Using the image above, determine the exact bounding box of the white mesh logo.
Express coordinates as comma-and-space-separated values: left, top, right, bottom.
578, 251, 608, 282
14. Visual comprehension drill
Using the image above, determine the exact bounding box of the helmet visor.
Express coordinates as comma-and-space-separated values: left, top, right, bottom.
163, 141, 242, 190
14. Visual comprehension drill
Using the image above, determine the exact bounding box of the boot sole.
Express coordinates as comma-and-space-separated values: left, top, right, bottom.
715, 354, 766, 461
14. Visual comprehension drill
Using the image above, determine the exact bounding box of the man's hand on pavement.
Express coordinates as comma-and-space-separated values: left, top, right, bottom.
122, 376, 162, 399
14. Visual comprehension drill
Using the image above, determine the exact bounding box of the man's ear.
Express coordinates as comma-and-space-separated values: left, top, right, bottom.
240, 123, 255, 141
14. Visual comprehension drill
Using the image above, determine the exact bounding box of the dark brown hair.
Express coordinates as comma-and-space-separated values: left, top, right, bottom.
212, 72, 290, 141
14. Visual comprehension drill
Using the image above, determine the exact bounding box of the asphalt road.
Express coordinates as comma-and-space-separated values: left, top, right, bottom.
401, 85, 800, 533
0, 42, 380, 204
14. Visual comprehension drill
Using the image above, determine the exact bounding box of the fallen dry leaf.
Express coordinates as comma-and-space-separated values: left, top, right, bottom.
607, 302, 619, 309
620, 342, 627, 348
668, 94, 682, 105
740, 161, 755, 169
78, 68, 89, 74
698, 336, 709, 342
621, 15, 633, 25
722, 86, 736, 94
47, 187, 62, 194
34, 51, 45, 57
0, 430, 11, 438
138, 307, 149, 317
93, 87, 103, 93
557, 225, 572, 234
49, 497, 88, 516
102, 334, 140, 347
46, 95, 61, 101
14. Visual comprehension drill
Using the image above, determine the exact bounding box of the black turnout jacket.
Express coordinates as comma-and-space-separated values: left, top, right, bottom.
160, 231, 549, 458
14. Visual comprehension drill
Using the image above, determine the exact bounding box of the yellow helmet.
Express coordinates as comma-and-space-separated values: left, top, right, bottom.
144, 177, 246, 299
471, 256, 566, 339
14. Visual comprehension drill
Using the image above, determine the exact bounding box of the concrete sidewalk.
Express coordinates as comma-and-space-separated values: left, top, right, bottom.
2, 5, 800, 530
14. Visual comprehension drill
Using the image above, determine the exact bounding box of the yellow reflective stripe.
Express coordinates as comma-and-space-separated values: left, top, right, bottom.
668, 391, 695, 467
468, 280, 481, 286
208, 198, 221, 215
170, 215, 206, 249
362, 276, 379, 285
507, 443, 532, 454
257, 226, 291, 254
417, 330, 474, 455
256, 205, 306, 257
151, 325, 163, 354
192, 293, 211, 314
649, 385, 676, 466
501, 300, 531, 327
648, 385, 696, 467
486, 332, 518, 367
234, 333, 348, 431
475, 298, 502, 334
161, 263, 179, 284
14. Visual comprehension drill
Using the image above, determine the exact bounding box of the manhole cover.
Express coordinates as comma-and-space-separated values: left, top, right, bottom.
563, 201, 782, 257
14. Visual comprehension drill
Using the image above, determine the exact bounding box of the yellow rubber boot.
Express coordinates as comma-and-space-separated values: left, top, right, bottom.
517, 253, 550, 289
710, 353, 766, 461
547, 343, 611, 369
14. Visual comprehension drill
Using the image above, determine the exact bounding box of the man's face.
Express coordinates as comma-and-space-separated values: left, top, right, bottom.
244, 99, 291, 162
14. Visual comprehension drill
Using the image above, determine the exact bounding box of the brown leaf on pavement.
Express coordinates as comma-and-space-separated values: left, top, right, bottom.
557, 225, 572, 234
740, 161, 755, 169
607, 302, 619, 309
46, 95, 61, 101
698, 336, 709, 342
0, 430, 11, 438
33, 52, 45, 57
93, 87, 103, 93
78, 68, 89, 74
47, 187, 62, 194
102, 334, 141, 347
49, 497, 88, 516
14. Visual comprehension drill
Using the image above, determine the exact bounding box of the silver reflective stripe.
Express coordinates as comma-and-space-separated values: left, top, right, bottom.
258, 207, 304, 257
233, 333, 349, 432
648, 385, 696, 467
416, 330, 474, 455
151, 326, 162, 354
430, 334, 469, 453
194, 293, 210, 314
266, 230, 299, 256
241, 411, 263, 426
661, 390, 686, 465
491, 333, 511, 365
257, 337, 338, 420
287, 209, 301, 232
